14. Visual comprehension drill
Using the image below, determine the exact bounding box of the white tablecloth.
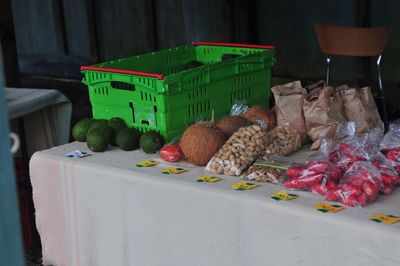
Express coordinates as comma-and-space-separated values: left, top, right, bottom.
6, 87, 72, 155
30, 142, 400, 266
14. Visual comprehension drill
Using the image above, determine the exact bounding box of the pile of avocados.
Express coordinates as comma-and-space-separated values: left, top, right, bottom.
72, 117, 163, 153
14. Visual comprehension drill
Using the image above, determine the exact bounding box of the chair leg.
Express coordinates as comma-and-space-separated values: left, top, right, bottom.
377, 55, 389, 133
326, 55, 331, 85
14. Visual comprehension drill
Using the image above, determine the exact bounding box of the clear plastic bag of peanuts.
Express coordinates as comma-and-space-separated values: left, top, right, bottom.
260, 123, 302, 159
205, 124, 266, 176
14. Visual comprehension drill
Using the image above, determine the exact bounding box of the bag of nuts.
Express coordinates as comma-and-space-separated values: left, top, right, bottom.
271, 81, 308, 143
241, 163, 285, 183
303, 84, 347, 150
339, 86, 383, 134
260, 123, 302, 159
205, 124, 266, 176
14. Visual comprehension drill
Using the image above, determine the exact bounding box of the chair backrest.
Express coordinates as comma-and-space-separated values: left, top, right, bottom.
315, 23, 392, 57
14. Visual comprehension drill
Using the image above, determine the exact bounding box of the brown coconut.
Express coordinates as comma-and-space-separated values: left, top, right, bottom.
216, 115, 252, 137
242, 105, 277, 131
180, 123, 227, 166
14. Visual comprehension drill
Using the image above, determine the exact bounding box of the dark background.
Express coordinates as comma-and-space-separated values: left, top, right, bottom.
1, 1, 400, 263
2, 0, 400, 125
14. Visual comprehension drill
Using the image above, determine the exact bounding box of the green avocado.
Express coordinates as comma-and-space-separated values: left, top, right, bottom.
72, 118, 94, 142
116, 127, 141, 151
86, 126, 112, 152
108, 117, 127, 146
88, 119, 108, 133
139, 131, 164, 154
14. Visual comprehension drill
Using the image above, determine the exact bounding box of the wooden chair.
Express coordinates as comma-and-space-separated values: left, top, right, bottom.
315, 23, 392, 132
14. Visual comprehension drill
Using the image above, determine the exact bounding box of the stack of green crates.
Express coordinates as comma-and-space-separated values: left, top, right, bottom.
81, 42, 275, 142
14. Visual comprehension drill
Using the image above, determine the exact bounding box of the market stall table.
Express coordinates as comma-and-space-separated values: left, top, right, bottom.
6, 87, 72, 246
31, 142, 400, 266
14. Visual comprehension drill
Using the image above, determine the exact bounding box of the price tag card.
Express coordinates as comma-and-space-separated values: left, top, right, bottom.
370, 213, 400, 224
314, 203, 344, 213
65, 150, 90, 158
232, 181, 258, 191
271, 191, 299, 201
161, 167, 187, 174
135, 160, 159, 167
196, 175, 223, 183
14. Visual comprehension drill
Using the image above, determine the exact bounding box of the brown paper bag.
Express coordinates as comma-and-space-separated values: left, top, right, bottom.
271, 81, 308, 142
303, 84, 347, 150
305, 80, 325, 101
340, 86, 383, 134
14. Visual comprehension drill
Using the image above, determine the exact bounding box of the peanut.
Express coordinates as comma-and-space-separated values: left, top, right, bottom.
205, 125, 267, 176
259, 124, 302, 159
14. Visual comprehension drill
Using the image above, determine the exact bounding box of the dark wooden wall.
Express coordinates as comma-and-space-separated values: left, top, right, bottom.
9, 0, 398, 81
3, 0, 400, 120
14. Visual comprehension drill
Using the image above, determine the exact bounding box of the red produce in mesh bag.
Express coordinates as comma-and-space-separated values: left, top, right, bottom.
382, 148, 400, 176
286, 166, 304, 178
283, 159, 341, 196
325, 161, 381, 207
321, 123, 367, 171
380, 124, 400, 174
371, 153, 399, 195
332, 143, 369, 171
385, 148, 400, 162
322, 122, 383, 172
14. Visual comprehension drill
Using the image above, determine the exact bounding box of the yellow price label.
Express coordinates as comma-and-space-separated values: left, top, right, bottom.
314, 203, 344, 213
196, 175, 222, 183
161, 167, 187, 174
135, 160, 159, 167
370, 213, 400, 224
271, 191, 298, 201
232, 181, 258, 191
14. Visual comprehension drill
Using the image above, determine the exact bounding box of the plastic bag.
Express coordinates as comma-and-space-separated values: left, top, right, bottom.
330, 142, 370, 172
381, 122, 400, 151
381, 132, 400, 151
384, 148, 400, 163
382, 125, 400, 174
335, 121, 357, 140
260, 123, 302, 159
318, 122, 357, 157
206, 124, 266, 176
371, 153, 400, 195
323, 122, 371, 172
230, 100, 249, 116
325, 161, 381, 207
359, 126, 384, 155
241, 162, 285, 183
381, 147, 400, 176
283, 158, 341, 195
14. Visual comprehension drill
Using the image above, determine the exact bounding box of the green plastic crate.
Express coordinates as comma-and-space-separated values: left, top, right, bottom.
81, 42, 275, 142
